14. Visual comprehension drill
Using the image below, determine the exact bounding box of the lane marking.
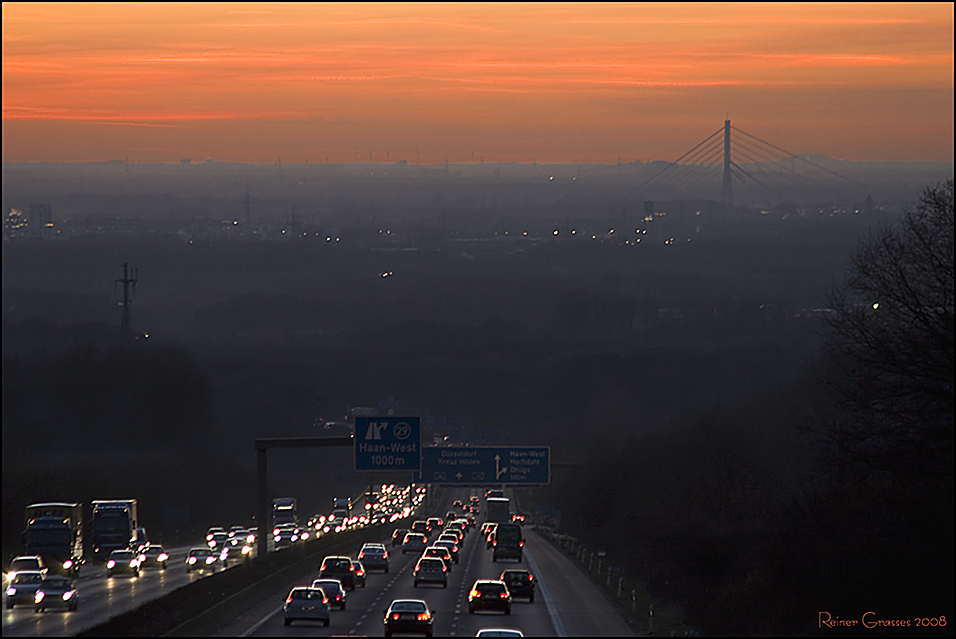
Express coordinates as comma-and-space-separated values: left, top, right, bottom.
239, 605, 281, 637
525, 548, 567, 637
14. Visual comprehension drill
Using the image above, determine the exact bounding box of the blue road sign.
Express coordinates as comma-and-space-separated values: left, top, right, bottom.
416, 447, 549, 485
355, 416, 421, 471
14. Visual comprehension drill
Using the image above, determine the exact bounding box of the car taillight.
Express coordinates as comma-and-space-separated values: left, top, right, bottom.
470, 589, 480, 598
417, 612, 430, 621
500, 591, 509, 598
519, 541, 524, 547
392, 612, 401, 621
442, 565, 447, 572
359, 552, 364, 559
286, 595, 293, 604
349, 565, 354, 572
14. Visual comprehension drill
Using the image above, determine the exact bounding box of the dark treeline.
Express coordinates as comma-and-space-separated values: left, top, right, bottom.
2, 182, 952, 634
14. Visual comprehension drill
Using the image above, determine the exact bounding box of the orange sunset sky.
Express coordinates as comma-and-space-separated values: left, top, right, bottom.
2, 2, 953, 164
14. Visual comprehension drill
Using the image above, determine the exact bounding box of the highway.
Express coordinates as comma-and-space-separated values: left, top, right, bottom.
215, 489, 635, 637
3, 544, 210, 637
3, 489, 636, 636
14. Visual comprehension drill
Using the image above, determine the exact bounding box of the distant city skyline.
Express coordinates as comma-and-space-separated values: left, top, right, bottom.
2, 3, 953, 164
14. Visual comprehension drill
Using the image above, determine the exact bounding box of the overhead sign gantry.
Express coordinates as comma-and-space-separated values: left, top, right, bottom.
416, 446, 550, 485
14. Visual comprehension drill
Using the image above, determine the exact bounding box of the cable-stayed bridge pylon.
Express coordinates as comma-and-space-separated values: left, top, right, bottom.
637, 120, 877, 208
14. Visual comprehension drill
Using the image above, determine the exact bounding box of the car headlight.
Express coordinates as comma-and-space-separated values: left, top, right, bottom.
158, 553, 168, 562
107, 560, 116, 569
63, 560, 73, 570
187, 557, 197, 565
34, 591, 44, 603
205, 556, 216, 565
62, 590, 74, 601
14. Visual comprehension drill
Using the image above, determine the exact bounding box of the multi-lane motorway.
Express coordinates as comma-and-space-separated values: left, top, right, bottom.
4, 489, 635, 636
3, 544, 208, 637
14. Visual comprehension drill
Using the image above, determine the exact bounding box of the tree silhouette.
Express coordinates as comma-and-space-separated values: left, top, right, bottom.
821, 180, 953, 483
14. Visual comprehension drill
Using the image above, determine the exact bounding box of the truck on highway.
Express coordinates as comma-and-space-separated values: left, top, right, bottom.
23, 502, 84, 576
485, 496, 511, 524
491, 522, 525, 562
272, 497, 298, 527
91, 499, 137, 562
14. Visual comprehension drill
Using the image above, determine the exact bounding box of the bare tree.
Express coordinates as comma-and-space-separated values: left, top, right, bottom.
821, 180, 953, 483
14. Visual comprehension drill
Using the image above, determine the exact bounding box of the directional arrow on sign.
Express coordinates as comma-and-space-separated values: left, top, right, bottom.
494, 455, 507, 480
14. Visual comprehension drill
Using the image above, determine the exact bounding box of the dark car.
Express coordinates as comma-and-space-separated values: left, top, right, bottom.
391, 528, 410, 546
468, 579, 511, 614
139, 545, 169, 570
33, 575, 78, 613
410, 520, 430, 537
319, 555, 355, 589
484, 523, 498, 549
384, 598, 435, 637
5, 571, 45, 609
500, 569, 535, 602
106, 550, 141, 577
350, 559, 367, 588
402, 532, 429, 554
311, 578, 347, 610
433, 539, 460, 564
185, 547, 219, 573
207, 531, 230, 551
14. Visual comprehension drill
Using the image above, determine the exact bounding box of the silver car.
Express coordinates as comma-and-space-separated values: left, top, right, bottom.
5, 571, 45, 609
283, 586, 330, 627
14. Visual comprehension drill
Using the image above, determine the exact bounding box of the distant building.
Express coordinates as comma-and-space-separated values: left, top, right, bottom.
29, 203, 53, 239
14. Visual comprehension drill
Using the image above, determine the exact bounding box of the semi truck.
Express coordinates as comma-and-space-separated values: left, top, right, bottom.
90, 499, 137, 562
485, 496, 511, 524
23, 502, 84, 576
272, 497, 298, 527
